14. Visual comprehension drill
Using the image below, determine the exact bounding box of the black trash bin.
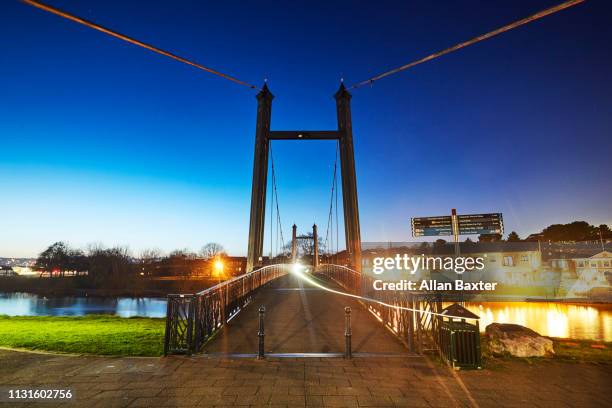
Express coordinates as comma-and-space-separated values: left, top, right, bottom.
439, 303, 482, 369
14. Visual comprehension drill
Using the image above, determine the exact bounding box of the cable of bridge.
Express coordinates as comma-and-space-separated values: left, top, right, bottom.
349, 0, 585, 90
23, 0, 584, 93
269, 144, 285, 258
323, 141, 340, 260
21, 0, 259, 90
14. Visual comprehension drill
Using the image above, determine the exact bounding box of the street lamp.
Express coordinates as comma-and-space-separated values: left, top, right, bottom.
214, 258, 224, 283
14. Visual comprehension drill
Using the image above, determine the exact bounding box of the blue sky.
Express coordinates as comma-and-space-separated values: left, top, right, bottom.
1, 0, 611, 258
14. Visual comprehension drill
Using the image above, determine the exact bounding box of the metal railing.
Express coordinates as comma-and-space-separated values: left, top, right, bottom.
315, 263, 442, 354
164, 263, 291, 355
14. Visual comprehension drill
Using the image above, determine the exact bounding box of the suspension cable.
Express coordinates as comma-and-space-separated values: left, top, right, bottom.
324, 141, 339, 257
269, 145, 285, 257
349, 0, 585, 89
22, 0, 258, 89
270, 152, 274, 259
334, 145, 339, 264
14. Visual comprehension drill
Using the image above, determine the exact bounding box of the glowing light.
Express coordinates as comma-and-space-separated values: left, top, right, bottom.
292, 262, 303, 274
460, 302, 611, 341
291, 264, 477, 320
213, 259, 224, 278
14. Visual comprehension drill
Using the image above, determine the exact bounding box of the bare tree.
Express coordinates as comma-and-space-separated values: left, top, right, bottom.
139, 248, 162, 277
282, 233, 325, 257
200, 243, 226, 260
140, 248, 162, 261
87, 245, 133, 284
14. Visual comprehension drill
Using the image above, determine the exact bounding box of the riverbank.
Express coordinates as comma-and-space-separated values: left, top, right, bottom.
1, 315, 610, 363
480, 336, 612, 364
0, 275, 218, 297
0, 315, 165, 356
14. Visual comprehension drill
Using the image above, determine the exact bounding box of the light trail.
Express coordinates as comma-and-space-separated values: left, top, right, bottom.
291, 264, 478, 321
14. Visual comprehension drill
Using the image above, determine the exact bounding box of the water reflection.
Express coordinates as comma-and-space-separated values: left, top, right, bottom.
1, 293, 611, 340
0, 293, 166, 318
463, 302, 612, 341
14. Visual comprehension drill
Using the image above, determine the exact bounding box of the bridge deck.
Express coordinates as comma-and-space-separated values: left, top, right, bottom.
203, 274, 407, 354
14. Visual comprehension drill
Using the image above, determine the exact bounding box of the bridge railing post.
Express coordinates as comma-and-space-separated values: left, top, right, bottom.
416, 298, 423, 354
258, 306, 265, 359
407, 295, 415, 353
344, 306, 352, 359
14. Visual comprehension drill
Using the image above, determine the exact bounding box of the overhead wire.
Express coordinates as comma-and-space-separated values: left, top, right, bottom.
22, 0, 258, 89
23, 0, 583, 92
349, 0, 585, 89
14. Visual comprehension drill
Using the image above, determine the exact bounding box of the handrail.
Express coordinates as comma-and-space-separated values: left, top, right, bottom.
195, 263, 286, 296
164, 263, 291, 355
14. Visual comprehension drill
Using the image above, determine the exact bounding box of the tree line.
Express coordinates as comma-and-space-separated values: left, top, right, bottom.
35, 241, 227, 280
476, 221, 611, 243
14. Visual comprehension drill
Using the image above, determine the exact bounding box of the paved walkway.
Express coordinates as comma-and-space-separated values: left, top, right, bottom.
203, 274, 406, 355
0, 349, 611, 407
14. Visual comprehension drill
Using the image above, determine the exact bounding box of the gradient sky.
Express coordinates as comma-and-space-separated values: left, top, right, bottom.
1, 0, 611, 258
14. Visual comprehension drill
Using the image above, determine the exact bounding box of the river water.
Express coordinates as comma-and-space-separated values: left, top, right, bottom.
1, 293, 611, 341
0, 293, 166, 318
463, 302, 612, 342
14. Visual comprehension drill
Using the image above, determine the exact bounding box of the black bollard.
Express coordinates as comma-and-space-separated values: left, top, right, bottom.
344, 307, 352, 359
258, 306, 265, 359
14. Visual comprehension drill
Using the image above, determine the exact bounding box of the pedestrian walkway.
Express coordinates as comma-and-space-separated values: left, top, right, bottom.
202, 273, 407, 355
1, 349, 611, 407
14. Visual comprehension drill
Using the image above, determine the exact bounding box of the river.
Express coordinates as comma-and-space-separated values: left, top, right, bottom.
1, 293, 611, 341
0, 293, 166, 318
463, 302, 612, 342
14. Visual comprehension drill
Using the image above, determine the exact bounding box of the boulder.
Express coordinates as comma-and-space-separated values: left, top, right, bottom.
485, 323, 554, 357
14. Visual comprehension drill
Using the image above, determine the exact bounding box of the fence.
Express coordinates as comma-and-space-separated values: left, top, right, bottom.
164, 263, 290, 355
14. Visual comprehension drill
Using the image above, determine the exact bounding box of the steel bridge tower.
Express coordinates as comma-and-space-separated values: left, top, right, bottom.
246, 83, 362, 272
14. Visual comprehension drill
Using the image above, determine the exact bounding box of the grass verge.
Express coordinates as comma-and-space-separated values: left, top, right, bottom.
0, 315, 165, 356
551, 338, 612, 363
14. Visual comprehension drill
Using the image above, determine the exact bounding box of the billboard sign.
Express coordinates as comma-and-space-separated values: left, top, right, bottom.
411, 216, 453, 237
457, 213, 503, 235
411, 212, 503, 237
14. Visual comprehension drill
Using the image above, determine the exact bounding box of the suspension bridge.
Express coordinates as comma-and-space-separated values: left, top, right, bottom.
21, 0, 585, 366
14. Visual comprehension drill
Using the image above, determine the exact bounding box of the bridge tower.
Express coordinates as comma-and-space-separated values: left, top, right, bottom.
312, 223, 319, 268
288, 224, 320, 267
291, 224, 297, 263
246, 83, 362, 272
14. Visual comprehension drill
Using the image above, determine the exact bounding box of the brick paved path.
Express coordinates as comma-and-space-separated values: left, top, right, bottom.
1, 349, 611, 407
203, 274, 407, 355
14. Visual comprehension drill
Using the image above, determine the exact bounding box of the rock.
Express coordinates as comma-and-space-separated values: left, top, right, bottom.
485, 323, 554, 357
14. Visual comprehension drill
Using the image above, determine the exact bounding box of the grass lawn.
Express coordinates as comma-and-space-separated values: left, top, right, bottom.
552, 338, 612, 363
0, 315, 165, 356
